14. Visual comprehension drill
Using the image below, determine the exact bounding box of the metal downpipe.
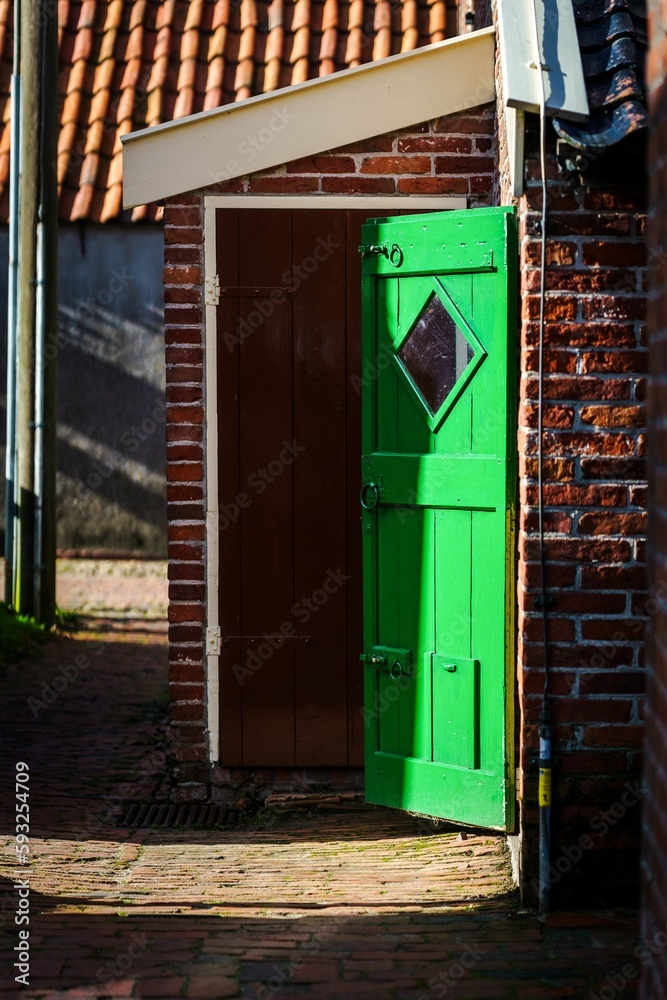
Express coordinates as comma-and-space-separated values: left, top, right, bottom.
4, 5, 21, 605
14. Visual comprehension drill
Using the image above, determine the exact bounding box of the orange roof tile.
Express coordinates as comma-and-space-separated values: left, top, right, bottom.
0, 0, 457, 222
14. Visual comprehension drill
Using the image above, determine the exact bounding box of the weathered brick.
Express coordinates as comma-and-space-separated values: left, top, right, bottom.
163, 206, 201, 227
580, 404, 645, 427
165, 384, 203, 404
250, 175, 319, 193
169, 662, 205, 684
164, 245, 201, 265
397, 176, 468, 194
167, 462, 205, 483
321, 175, 396, 194
582, 725, 645, 748
578, 511, 647, 536
579, 672, 646, 695
582, 240, 647, 267
397, 135, 472, 153
168, 604, 206, 623
360, 155, 431, 174
286, 154, 355, 173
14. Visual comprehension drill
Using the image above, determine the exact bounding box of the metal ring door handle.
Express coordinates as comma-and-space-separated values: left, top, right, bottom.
389, 243, 404, 267
360, 481, 380, 510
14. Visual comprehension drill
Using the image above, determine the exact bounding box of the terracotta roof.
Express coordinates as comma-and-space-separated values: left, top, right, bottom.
0, 0, 457, 223
553, 0, 648, 152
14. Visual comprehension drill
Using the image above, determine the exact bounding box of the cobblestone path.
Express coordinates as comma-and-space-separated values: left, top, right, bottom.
0, 562, 639, 998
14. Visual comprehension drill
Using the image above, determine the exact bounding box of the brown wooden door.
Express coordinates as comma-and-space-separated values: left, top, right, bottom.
216, 208, 372, 767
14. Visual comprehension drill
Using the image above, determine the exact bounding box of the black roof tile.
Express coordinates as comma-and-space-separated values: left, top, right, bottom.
553, 0, 648, 152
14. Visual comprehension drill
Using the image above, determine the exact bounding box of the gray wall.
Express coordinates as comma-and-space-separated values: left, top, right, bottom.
0, 224, 168, 556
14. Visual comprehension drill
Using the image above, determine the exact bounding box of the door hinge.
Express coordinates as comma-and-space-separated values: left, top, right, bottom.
206, 626, 222, 656
205, 274, 220, 306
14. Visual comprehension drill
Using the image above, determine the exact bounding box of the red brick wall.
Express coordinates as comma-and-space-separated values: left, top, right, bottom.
162, 108, 496, 799
517, 131, 648, 905
210, 109, 496, 201
161, 99, 650, 909
163, 195, 208, 795
642, 1, 667, 994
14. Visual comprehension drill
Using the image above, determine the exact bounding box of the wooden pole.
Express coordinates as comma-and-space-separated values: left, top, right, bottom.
14, 0, 42, 616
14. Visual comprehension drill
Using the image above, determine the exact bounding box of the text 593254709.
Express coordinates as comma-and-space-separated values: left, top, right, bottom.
15, 762, 30, 986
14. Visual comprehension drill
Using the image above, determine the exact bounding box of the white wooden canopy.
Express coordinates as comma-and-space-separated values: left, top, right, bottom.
496, 0, 589, 197
496, 0, 589, 121
121, 27, 496, 208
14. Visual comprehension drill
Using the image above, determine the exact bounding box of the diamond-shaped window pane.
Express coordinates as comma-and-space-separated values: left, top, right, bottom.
398, 294, 474, 415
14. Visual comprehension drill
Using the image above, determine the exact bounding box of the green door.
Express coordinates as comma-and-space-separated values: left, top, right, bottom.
360, 207, 517, 831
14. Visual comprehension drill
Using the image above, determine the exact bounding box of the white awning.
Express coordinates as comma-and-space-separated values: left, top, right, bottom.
121, 27, 495, 209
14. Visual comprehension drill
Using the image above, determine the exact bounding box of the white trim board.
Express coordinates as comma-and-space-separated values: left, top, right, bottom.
202, 196, 464, 763
505, 107, 526, 200
204, 195, 467, 210
204, 205, 220, 762
122, 28, 494, 209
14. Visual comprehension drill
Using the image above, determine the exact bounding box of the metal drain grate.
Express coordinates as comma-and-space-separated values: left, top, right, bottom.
120, 802, 237, 828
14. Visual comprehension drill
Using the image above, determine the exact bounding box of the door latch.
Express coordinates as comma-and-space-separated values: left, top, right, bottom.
357, 243, 404, 267
360, 646, 413, 678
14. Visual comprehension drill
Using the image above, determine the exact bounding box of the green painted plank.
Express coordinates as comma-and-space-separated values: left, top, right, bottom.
365, 751, 510, 831
368, 454, 506, 509
361, 206, 517, 831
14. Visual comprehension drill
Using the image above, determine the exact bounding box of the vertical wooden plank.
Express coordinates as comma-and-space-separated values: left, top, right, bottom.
346, 211, 366, 766
471, 508, 501, 771
398, 506, 434, 762
376, 277, 399, 456
469, 270, 505, 460
376, 506, 401, 755
433, 507, 472, 764
216, 209, 244, 764
374, 271, 401, 755
237, 209, 295, 766
292, 210, 348, 765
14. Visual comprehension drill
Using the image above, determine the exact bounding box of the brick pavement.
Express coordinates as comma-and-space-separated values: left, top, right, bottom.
0, 562, 640, 998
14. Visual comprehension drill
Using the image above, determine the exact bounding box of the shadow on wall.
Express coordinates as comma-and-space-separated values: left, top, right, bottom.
0, 223, 168, 556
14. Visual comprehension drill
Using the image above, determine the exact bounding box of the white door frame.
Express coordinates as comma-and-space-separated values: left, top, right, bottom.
203, 194, 466, 762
